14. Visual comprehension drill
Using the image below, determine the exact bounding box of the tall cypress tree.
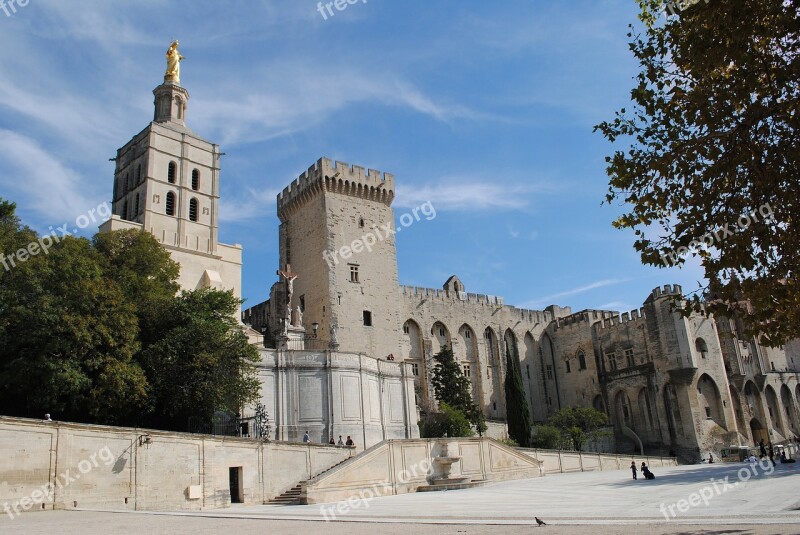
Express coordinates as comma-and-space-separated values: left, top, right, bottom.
431, 345, 485, 433
504, 343, 532, 447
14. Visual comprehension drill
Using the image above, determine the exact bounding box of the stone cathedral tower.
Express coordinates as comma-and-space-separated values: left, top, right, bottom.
100, 52, 242, 297
273, 158, 405, 359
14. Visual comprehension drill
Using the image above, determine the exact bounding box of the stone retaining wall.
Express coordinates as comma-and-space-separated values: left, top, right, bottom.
0, 416, 352, 515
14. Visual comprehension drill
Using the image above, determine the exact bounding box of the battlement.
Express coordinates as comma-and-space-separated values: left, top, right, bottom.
597, 307, 648, 330
399, 285, 552, 324
650, 284, 683, 300
553, 310, 615, 331
277, 157, 395, 221
400, 285, 502, 305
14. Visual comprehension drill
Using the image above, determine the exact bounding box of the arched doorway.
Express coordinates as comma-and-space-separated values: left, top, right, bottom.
750, 418, 768, 446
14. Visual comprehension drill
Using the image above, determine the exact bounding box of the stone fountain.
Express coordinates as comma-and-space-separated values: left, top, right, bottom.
417, 440, 486, 492
431, 441, 469, 484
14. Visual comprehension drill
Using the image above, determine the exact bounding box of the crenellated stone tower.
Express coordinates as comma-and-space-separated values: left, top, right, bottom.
273, 158, 405, 359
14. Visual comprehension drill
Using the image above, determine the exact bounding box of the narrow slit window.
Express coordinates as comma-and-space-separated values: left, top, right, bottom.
166, 191, 176, 216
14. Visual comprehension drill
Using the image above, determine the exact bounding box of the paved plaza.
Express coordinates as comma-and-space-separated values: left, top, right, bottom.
3, 462, 800, 534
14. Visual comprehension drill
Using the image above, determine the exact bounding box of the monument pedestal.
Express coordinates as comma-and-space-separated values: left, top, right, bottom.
277, 326, 306, 351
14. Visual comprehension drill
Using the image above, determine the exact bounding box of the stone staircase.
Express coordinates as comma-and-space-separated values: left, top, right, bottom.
268, 456, 353, 505
270, 483, 303, 504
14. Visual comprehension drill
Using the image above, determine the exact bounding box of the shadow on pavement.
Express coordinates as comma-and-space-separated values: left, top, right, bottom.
608, 462, 800, 488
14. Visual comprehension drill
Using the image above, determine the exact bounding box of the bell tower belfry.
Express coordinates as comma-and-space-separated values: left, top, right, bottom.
100, 42, 242, 297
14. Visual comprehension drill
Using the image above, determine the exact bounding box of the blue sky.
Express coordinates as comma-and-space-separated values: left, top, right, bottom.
0, 0, 706, 314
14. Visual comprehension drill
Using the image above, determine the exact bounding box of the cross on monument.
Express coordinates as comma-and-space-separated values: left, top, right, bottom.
277, 264, 299, 307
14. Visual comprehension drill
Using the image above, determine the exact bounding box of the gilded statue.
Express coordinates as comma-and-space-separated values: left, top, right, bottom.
165, 40, 184, 83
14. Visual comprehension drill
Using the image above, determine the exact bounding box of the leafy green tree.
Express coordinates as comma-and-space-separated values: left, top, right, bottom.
93, 230, 179, 307
504, 344, 532, 447
137, 289, 260, 430
419, 402, 474, 438
0, 233, 147, 424
431, 345, 485, 433
531, 424, 564, 450
0, 199, 37, 263
0, 212, 260, 431
548, 407, 609, 451
595, 0, 800, 345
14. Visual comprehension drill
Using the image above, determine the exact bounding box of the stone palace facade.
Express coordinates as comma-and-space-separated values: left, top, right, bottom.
103, 68, 800, 460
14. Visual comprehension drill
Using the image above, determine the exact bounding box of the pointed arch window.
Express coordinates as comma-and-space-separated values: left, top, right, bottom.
166, 191, 176, 216
578, 350, 587, 370
695, 338, 709, 359
189, 198, 198, 222
168, 162, 177, 184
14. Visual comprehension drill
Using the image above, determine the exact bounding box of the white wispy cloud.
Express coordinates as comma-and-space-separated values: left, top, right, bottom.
192, 68, 490, 146
219, 186, 281, 223
394, 180, 547, 212
0, 130, 100, 225
595, 301, 631, 312
520, 278, 628, 308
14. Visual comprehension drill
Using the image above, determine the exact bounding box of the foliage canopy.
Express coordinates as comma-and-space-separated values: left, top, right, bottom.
0, 206, 260, 431
595, 0, 800, 345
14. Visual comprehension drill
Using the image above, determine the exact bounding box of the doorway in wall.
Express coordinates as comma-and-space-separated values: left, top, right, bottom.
229, 467, 243, 504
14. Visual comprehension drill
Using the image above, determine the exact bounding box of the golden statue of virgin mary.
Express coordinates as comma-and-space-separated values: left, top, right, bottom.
165, 40, 184, 83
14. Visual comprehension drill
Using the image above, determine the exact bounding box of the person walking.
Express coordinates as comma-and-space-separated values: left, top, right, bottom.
759, 439, 767, 459
630, 461, 638, 480
303, 430, 310, 443
768, 444, 776, 467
